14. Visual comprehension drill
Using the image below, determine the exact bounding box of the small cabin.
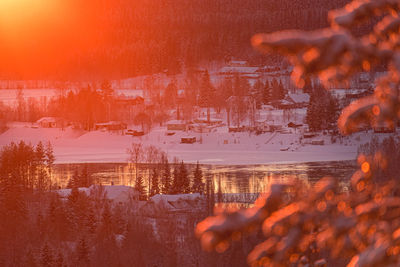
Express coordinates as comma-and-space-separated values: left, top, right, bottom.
167, 120, 187, 131
36, 117, 63, 128
181, 136, 196, 144
303, 132, 317, 138
126, 129, 144, 136
374, 126, 395, 133
311, 140, 324, 145
229, 126, 246, 133
95, 121, 127, 131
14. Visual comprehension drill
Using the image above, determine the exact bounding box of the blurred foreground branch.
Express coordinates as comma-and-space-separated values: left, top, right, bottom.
196, 0, 400, 266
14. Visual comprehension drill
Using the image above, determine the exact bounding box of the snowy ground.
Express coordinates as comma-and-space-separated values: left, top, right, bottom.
0, 122, 389, 165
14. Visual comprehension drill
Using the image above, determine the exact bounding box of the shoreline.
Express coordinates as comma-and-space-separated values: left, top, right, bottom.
0, 124, 380, 166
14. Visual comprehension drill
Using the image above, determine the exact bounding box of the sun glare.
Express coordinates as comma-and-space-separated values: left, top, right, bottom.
0, 0, 103, 76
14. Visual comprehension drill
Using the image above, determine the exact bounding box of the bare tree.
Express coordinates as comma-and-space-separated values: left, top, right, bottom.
145, 145, 160, 195
127, 143, 143, 186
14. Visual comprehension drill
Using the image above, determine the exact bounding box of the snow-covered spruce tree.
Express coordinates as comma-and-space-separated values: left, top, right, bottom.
162, 159, 172, 194
192, 161, 205, 194
150, 168, 160, 197
196, 1, 400, 266
179, 161, 190, 194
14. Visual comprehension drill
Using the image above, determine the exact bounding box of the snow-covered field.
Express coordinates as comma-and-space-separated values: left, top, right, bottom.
0, 122, 385, 165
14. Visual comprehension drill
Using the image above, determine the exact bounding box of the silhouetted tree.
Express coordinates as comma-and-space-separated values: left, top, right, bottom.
199, 70, 215, 122
179, 161, 190, 194
40, 243, 54, 267
150, 168, 160, 197
76, 236, 90, 266
192, 161, 204, 194
162, 160, 172, 194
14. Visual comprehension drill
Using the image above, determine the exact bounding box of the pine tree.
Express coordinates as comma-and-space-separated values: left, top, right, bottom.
40, 243, 54, 267
55, 251, 65, 267
206, 179, 215, 215
86, 207, 97, 236
35, 141, 46, 163
252, 79, 264, 107
233, 74, 250, 97
179, 161, 190, 194
278, 80, 287, 99
80, 164, 93, 187
306, 89, 330, 132
100, 79, 113, 99
270, 78, 280, 101
76, 236, 90, 266
112, 204, 126, 235
192, 161, 204, 194
100, 202, 113, 239
67, 185, 91, 235
306, 93, 320, 132
36, 141, 49, 192
24, 248, 37, 267
67, 169, 80, 189
327, 94, 340, 130
135, 175, 146, 200
199, 70, 215, 122
220, 77, 233, 101
150, 168, 160, 197
303, 77, 314, 94
45, 142, 55, 189
171, 166, 180, 194
162, 160, 171, 194
262, 80, 271, 104
45, 141, 55, 170
217, 177, 223, 203
164, 79, 178, 107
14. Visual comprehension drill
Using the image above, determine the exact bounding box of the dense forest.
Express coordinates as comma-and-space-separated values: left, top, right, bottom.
0, 0, 351, 80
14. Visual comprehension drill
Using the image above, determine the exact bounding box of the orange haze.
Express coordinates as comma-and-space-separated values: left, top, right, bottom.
0, 0, 108, 78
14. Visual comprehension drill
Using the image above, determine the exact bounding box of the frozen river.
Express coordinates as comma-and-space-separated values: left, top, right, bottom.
52, 160, 357, 194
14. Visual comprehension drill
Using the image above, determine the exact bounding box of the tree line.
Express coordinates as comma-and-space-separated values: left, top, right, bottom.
0, 139, 240, 266
0, 0, 351, 80
2, 70, 342, 134
127, 142, 205, 200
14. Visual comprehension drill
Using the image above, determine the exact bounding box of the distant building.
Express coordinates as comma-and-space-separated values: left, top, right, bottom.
115, 96, 144, 106
36, 117, 64, 128
56, 185, 140, 204
218, 60, 261, 82
226, 96, 257, 127
286, 93, 310, 108
95, 121, 127, 131
166, 120, 187, 131
181, 136, 196, 144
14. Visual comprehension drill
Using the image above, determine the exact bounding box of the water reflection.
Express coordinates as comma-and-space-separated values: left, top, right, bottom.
52, 161, 357, 194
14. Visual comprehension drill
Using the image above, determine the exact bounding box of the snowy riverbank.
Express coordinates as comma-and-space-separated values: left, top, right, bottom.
0, 122, 390, 165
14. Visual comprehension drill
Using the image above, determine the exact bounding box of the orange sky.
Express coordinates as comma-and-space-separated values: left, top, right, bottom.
0, 0, 107, 78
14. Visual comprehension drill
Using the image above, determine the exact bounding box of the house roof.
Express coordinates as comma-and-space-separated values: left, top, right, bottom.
166, 120, 186, 125
149, 193, 204, 211
219, 66, 259, 74
287, 93, 310, 104
95, 121, 126, 126
226, 95, 254, 103
37, 117, 60, 123
56, 185, 138, 202
151, 193, 201, 203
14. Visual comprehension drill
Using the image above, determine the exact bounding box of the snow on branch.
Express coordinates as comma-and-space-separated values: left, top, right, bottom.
329, 0, 400, 29
197, 0, 400, 265
252, 0, 400, 135
252, 29, 379, 87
